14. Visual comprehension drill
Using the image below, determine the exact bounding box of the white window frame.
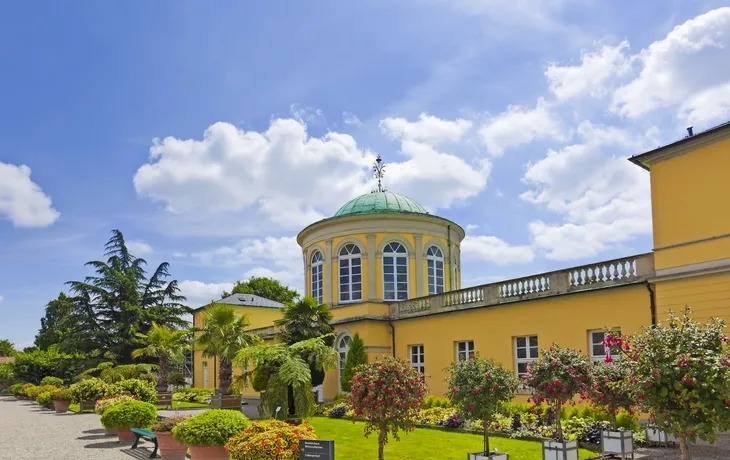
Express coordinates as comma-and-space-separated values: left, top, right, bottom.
456, 340, 474, 362
409, 345, 425, 374
426, 246, 445, 295
514, 335, 539, 379
383, 242, 409, 301
337, 334, 352, 392
589, 329, 622, 363
339, 244, 362, 303
311, 251, 323, 304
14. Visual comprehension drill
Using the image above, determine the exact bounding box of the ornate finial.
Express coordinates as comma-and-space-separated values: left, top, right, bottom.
372, 155, 386, 193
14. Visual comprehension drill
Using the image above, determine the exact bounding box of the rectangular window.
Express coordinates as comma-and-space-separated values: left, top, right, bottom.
339, 257, 362, 302
410, 345, 425, 374
427, 259, 444, 295
590, 330, 621, 362
514, 336, 539, 379
312, 263, 323, 304
383, 256, 408, 300
456, 341, 474, 362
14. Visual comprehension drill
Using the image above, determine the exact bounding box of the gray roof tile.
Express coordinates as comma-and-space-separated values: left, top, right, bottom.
216, 293, 284, 309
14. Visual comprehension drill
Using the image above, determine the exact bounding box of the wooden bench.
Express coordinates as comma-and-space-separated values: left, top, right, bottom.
156, 392, 172, 409
209, 393, 242, 410
130, 428, 158, 458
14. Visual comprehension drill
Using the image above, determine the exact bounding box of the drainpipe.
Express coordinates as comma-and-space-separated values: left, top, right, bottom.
646, 281, 656, 326
447, 225, 453, 291
389, 319, 396, 358
213, 355, 217, 391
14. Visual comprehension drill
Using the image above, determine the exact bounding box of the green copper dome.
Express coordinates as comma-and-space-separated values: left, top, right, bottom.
333, 192, 429, 218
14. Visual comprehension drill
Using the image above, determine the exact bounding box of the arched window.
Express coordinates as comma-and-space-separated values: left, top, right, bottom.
383, 242, 409, 300
426, 246, 444, 294
337, 334, 352, 391
311, 251, 323, 304
339, 244, 362, 303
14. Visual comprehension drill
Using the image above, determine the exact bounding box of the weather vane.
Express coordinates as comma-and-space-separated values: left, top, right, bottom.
372, 155, 387, 193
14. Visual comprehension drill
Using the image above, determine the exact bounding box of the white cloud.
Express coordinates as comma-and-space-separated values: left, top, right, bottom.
678, 82, 730, 124
380, 113, 473, 144
134, 117, 488, 231
546, 41, 632, 101
191, 236, 300, 268
178, 280, 235, 307
242, 267, 303, 293
612, 7, 730, 120
462, 235, 534, 265
465, 224, 479, 231
126, 240, 153, 255
342, 112, 362, 126
172, 252, 186, 258
521, 122, 652, 260
0, 162, 60, 228
479, 99, 565, 156
0, 295, 3, 304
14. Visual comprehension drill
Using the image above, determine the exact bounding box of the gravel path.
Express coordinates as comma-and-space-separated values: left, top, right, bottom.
0, 396, 157, 460
634, 433, 730, 460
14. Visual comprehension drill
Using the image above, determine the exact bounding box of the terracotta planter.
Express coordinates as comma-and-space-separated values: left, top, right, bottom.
117, 428, 136, 444
155, 432, 187, 460
188, 445, 229, 460
53, 400, 70, 413
104, 427, 118, 436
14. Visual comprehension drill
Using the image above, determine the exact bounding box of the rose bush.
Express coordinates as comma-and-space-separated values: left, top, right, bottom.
585, 359, 634, 430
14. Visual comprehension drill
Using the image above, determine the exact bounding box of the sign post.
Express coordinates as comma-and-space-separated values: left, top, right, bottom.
299, 440, 334, 460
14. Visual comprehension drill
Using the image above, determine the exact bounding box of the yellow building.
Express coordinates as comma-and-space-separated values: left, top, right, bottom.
192, 123, 730, 402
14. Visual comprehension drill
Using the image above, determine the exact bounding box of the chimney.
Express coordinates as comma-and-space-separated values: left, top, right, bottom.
687, 126, 694, 137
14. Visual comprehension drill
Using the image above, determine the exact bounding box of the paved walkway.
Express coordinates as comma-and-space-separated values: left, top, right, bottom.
0, 396, 157, 460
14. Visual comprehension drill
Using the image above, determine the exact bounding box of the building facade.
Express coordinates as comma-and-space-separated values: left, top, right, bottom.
192, 122, 730, 402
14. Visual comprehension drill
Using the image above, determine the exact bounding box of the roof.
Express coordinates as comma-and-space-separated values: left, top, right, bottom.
0, 356, 15, 363
193, 293, 284, 312
629, 120, 730, 170
333, 191, 429, 218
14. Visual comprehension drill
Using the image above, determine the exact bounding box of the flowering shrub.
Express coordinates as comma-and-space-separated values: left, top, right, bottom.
226, 419, 316, 460
95, 394, 137, 415
418, 407, 456, 425
522, 344, 592, 441
150, 415, 188, 433
618, 308, 730, 460
446, 356, 519, 454
585, 359, 635, 429
106, 378, 157, 404
348, 357, 427, 460
172, 409, 250, 446
101, 400, 157, 429
328, 403, 349, 418
69, 378, 108, 403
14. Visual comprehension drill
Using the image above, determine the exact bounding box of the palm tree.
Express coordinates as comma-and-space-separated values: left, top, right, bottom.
234, 336, 337, 419
196, 304, 261, 394
133, 323, 191, 391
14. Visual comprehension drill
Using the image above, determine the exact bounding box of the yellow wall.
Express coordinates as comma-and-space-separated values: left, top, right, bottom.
655, 272, 730, 324
650, 136, 730, 269
392, 286, 650, 397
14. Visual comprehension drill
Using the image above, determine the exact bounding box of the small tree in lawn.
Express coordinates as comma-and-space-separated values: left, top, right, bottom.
446, 356, 518, 456
523, 344, 593, 441
617, 308, 730, 460
341, 333, 367, 392
585, 359, 635, 430
348, 357, 427, 460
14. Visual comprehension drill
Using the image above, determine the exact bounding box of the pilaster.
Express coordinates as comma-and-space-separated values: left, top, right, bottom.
367, 233, 376, 300
324, 239, 333, 305
414, 233, 424, 297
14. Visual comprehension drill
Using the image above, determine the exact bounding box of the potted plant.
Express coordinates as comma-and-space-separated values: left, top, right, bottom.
100, 399, 157, 443
37, 390, 55, 409
585, 346, 636, 459
150, 415, 189, 460
51, 388, 73, 413
105, 378, 158, 404
96, 394, 138, 434
522, 344, 592, 460
446, 356, 517, 459
226, 419, 316, 459
172, 409, 250, 460
69, 378, 109, 411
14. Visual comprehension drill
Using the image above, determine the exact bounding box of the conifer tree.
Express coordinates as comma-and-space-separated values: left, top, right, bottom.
341, 333, 367, 392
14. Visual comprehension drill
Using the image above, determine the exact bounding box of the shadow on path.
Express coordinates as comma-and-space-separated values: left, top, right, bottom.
122, 447, 158, 459
78, 434, 110, 441
84, 441, 130, 449
83, 428, 106, 434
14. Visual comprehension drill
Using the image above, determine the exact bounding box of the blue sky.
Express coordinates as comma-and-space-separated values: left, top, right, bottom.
2, 0, 730, 348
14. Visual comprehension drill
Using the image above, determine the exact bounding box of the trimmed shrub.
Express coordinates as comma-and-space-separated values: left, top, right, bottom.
0, 363, 15, 390
9, 383, 26, 396
69, 378, 108, 403
106, 378, 157, 404
40, 376, 64, 387
150, 415, 188, 433
418, 407, 457, 425
173, 387, 213, 403
172, 409, 250, 446
328, 403, 349, 418
341, 333, 367, 392
52, 388, 72, 401
37, 391, 54, 407
95, 394, 137, 415
27, 385, 58, 399
168, 372, 186, 387
100, 400, 157, 429
227, 419, 316, 460
423, 395, 451, 409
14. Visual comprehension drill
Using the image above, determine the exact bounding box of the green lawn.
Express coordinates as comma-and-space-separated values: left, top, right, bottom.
309, 418, 596, 460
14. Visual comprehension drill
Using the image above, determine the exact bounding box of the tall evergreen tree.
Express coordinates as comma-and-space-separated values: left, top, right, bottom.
35, 293, 75, 349
340, 333, 367, 392
62, 229, 190, 362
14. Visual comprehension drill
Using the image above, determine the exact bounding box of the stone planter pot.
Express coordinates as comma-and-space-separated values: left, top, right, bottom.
646, 428, 678, 446
188, 445, 229, 460
601, 430, 634, 459
79, 400, 97, 412
154, 432, 187, 460
104, 427, 118, 436
468, 452, 509, 460
117, 428, 136, 443
542, 440, 578, 460
53, 400, 70, 413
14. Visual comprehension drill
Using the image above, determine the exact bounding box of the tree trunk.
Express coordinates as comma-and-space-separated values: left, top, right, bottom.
287, 384, 296, 417
555, 402, 563, 441
156, 355, 169, 392
219, 358, 233, 394
679, 435, 691, 460
483, 420, 490, 454
378, 427, 387, 460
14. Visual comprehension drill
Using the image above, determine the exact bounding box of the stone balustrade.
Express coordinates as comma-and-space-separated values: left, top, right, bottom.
391, 253, 654, 319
